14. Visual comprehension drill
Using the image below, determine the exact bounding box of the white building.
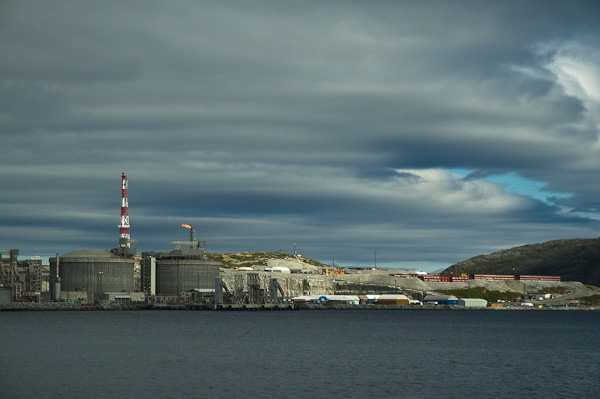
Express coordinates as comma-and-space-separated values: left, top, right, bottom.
459, 298, 488, 307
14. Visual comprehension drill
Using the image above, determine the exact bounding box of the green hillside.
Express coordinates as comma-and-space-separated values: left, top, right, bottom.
444, 238, 600, 286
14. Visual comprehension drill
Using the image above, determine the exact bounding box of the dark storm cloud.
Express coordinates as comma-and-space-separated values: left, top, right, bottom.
1, 1, 599, 268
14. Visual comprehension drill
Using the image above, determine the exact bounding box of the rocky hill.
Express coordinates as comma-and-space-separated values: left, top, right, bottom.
444, 238, 600, 286
207, 248, 600, 304
205, 251, 328, 272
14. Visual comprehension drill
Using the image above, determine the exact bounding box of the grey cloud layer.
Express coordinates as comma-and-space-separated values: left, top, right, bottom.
1, 1, 599, 268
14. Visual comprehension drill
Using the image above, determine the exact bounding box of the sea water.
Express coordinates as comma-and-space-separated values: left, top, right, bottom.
1, 310, 598, 398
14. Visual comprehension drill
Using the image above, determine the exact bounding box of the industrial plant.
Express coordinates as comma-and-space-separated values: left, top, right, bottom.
0, 173, 295, 309
1, 173, 595, 310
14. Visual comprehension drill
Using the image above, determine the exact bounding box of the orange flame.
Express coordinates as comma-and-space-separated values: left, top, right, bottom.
181, 224, 192, 229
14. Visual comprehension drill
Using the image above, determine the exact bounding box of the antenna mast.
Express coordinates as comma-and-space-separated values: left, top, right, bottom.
118, 173, 131, 248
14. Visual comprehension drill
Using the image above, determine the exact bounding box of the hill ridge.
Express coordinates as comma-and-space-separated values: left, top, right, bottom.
444, 238, 600, 286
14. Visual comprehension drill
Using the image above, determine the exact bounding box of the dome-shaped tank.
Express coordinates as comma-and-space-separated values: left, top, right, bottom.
50, 249, 135, 302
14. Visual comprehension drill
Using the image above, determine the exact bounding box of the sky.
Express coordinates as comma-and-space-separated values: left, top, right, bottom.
1, 1, 600, 271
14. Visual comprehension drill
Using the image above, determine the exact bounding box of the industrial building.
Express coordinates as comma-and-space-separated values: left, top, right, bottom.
291, 295, 360, 305
3, 172, 466, 308
44, 174, 138, 304
377, 294, 410, 305
141, 248, 220, 297
459, 298, 488, 307
0, 249, 47, 303
423, 294, 459, 305
1, 174, 221, 305
49, 249, 136, 303
141, 224, 220, 298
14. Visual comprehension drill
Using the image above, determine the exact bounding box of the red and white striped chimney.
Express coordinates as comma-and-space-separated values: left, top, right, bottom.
118, 173, 131, 248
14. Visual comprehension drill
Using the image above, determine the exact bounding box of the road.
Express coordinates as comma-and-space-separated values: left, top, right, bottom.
526, 282, 597, 306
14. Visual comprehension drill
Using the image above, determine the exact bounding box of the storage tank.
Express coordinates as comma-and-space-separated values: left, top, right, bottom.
143, 249, 220, 296
155, 258, 220, 295
49, 249, 135, 303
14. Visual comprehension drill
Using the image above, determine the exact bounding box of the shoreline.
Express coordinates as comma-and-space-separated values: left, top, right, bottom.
1, 302, 598, 312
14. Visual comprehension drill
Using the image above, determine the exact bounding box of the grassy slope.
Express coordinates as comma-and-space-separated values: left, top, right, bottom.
444, 238, 600, 286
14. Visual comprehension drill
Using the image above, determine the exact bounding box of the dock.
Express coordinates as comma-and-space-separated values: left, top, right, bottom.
151, 303, 297, 311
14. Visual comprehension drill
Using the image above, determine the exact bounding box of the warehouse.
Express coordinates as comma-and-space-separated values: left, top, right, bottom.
459, 298, 488, 307
291, 295, 360, 304
423, 294, 459, 305
377, 294, 410, 305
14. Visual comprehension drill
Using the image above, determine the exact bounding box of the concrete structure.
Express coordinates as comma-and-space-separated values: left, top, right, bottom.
141, 256, 156, 295
0, 249, 20, 301
155, 257, 219, 296
59, 291, 88, 304
50, 249, 136, 303
459, 298, 488, 307
141, 224, 221, 297
142, 248, 220, 297
104, 291, 145, 303
0, 287, 12, 303
0, 250, 49, 302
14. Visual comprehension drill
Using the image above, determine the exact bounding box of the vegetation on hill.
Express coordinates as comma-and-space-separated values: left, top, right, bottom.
579, 294, 600, 306
435, 287, 521, 303
205, 251, 328, 269
444, 238, 600, 286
